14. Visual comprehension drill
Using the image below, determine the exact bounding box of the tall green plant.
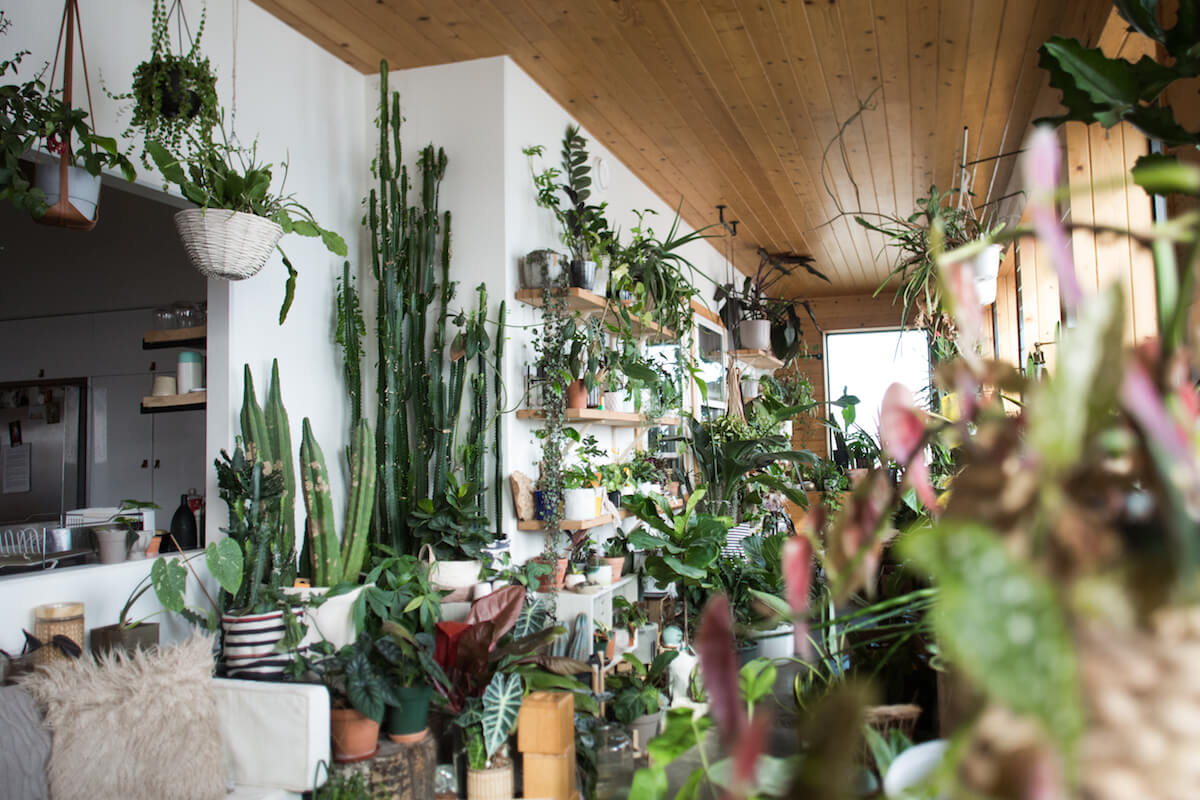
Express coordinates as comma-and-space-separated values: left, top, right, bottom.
300, 418, 376, 586
336, 261, 365, 430
369, 62, 502, 557
240, 360, 297, 589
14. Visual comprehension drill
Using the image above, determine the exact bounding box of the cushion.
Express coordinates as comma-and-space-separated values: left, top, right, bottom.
20, 634, 224, 800
211, 678, 329, 793
0, 686, 51, 800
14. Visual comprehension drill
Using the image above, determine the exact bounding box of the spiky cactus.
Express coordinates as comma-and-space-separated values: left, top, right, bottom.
239, 361, 297, 587
300, 417, 376, 585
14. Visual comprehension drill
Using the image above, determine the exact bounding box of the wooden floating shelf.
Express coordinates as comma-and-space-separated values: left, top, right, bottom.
516, 408, 680, 427
731, 349, 783, 370
142, 325, 207, 350
141, 391, 206, 413
517, 498, 684, 531
514, 288, 674, 342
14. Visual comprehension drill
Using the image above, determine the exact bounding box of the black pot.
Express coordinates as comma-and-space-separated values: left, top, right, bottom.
570, 259, 597, 291
90, 622, 159, 658
160, 64, 202, 120
607, 490, 622, 509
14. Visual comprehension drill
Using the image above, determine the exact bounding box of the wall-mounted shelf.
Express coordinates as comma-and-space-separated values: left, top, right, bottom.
515, 288, 673, 342
140, 391, 206, 414
516, 408, 680, 427
142, 326, 207, 350
517, 497, 684, 531
731, 349, 783, 370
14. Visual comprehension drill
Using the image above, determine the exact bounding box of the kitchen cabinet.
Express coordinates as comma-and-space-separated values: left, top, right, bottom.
88, 373, 204, 513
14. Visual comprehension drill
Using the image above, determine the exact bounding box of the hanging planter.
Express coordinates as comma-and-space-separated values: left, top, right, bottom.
174, 208, 284, 280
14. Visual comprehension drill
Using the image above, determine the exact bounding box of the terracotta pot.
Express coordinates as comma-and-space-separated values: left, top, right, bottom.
566, 379, 588, 409
467, 763, 513, 799
534, 557, 569, 592
605, 555, 625, 580
330, 707, 380, 763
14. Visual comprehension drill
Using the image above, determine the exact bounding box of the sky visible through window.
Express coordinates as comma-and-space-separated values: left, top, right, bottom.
825, 329, 931, 442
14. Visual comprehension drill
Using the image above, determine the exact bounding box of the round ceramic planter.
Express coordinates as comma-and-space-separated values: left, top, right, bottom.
628, 711, 663, 753
35, 163, 101, 221
741, 376, 760, 400
586, 562, 613, 586
385, 684, 434, 741
330, 707, 380, 763
282, 584, 369, 651
89, 622, 159, 658
564, 487, 601, 520
94, 528, 128, 564
749, 622, 795, 660
570, 259, 598, 291
428, 559, 482, 591
220, 608, 305, 679
738, 318, 771, 350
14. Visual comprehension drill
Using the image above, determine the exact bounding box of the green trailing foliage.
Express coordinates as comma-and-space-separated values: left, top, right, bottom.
300, 417, 377, 586
370, 61, 502, 557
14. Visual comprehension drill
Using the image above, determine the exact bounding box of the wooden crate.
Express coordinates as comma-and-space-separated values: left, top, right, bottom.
517, 691, 575, 755
523, 746, 575, 800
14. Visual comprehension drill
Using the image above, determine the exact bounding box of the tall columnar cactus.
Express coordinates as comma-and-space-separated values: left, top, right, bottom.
240, 361, 297, 587
493, 300, 506, 537
336, 261, 365, 430
300, 417, 376, 586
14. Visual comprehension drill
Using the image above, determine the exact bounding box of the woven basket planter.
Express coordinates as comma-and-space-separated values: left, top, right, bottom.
174, 208, 284, 280
466, 763, 513, 800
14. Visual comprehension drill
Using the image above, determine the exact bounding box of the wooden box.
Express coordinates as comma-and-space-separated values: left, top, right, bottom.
523, 747, 575, 800
517, 691, 574, 755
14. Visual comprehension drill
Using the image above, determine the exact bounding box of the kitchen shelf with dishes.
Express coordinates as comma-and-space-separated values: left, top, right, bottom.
515, 288, 674, 342
140, 326, 207, 413
516, 497, 684, 532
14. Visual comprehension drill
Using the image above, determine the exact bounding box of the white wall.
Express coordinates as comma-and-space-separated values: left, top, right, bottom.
2, 1, 369, 644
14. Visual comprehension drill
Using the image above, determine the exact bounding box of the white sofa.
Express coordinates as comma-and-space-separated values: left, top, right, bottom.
213, 678, 331, 799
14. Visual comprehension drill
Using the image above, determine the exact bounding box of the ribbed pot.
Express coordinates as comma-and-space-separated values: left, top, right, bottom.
385, 684, 433, 741
467, 763, 513, 800
738, 318, 771, 350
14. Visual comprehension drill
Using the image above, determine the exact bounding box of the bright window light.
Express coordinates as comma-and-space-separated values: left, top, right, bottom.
825, 329, 931, 441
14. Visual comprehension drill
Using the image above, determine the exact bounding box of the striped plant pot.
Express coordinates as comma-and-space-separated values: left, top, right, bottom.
221, 608, 305, 679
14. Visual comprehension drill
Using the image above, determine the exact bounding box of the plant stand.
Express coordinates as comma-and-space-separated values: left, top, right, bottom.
335, 730, 437, 800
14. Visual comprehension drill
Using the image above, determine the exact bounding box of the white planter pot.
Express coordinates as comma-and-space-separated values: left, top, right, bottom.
634, 623, 658, 663
94, 528, 127, 564
741, 376, 760, 400
585, 563, 613, 585
749, 622, 795, 660
602, 391, 627, 412
428, 558, 482, 590
781, 420, 794, 439
635, 481, 662, 497
283, 584, 368, 651
972, 243, 1003, 305
563, 487, 601, 520
738, 319, 771, 351
36, 163, 101, 221
221, 608, 306, 679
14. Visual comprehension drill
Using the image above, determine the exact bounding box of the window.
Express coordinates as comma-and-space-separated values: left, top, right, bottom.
824, 329, 931, 442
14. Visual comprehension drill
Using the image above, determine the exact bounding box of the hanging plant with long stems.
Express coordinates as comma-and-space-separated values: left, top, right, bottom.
535, 269, 571, 555
108, 0, 219, 166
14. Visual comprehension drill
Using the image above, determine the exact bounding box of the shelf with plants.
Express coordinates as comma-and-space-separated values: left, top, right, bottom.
515, 408, 680, 427
140, 390, 206, 413
516, 497, 683, 532
142, 325, 207, 350
731, 349, 783, 371
514, 287, 674, 343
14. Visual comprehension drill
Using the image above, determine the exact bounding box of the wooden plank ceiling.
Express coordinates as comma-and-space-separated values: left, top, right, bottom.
252, 0, 1113, 299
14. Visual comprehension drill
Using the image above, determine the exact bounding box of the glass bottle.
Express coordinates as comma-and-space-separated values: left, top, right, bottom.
594, 723, 635, 799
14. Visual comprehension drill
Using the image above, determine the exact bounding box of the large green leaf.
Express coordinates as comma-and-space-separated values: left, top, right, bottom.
901, 522, 1083, 750
206, 538, 244, 596
481, 672, 523, 761
647, 707, 712, 764
150, 557, 187, 613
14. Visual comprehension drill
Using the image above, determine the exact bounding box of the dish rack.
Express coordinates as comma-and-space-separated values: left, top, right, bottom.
0, 527, 46, 559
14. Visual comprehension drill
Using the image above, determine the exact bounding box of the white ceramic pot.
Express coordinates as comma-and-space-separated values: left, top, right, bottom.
972, 243, 1003, 305
564, 573, 586, 589
614, 628, 633, 651
472, 581, 494, 600
521, 249, 567, 289
36, 163, 101, 221
780, 420, 794, 439
94, 528, 127, 564
636, 481, 662, 497
428, 558, 482, 590
738, 319, 771, 350
741, 376, 760, 400
884, 740, 949, 798
749, 622, 795, 660
221, 608, 306, 679
126, 530, 154, 561
634, 623, 658, 663
283, 584, 368, 651
585, 563, 613, 585
563, 487, 601, 520
602, 391, 626, 412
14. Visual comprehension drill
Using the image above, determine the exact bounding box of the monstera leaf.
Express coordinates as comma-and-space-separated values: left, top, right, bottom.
481, 671, 524, 761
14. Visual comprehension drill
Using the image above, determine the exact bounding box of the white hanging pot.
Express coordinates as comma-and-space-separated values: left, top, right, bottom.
972, 243, 1003, 306
741, 376, 760, 400
563, 487, 601, 520
738, 319, 771, 350
35, 163, 101, 224
174, 208, 284, 281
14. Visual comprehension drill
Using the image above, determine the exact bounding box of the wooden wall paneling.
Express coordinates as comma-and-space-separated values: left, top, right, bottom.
1088, 122, 1138, 338
1017, 235, 1040, 366
980, 304, 996, 359
993, 266, 1020, 366
1064, 122, 1100, 295
906, 0, 940, 199
931, 0, 973, 194
874, 0, 915, 227
1030, 231, 1062, 371
1120, 122, 1157, 343
956, 0, 1006, 205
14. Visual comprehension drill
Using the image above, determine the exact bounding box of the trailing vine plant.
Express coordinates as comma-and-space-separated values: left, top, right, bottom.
536, 268, 570, 556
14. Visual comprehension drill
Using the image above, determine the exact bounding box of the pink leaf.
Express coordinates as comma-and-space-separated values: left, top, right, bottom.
1023, 126, 1082, 313
728, 713, 769, 799
940, 258, 982, 368
880, 383, 924, 464
783, 535, 813, 657
696, 595, 747, 744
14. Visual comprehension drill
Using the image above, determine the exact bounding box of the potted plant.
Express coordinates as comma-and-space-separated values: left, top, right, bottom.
606, 651, 678, 751
360, 551, 449, 742
89, 556, 182, 656
294, 417, 376, 648
461, 672, 523, 800
593, 619, 616, 661
409, 475, 491, 596
599, 461, 630, 508
148, 131, 347, 323
716, 250, 828, 360
291, 632, 398, 763
563, 465, 602, 522
109, 0, 220, 166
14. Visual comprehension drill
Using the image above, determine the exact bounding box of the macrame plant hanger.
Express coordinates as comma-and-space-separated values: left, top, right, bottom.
40, 0, 100, 230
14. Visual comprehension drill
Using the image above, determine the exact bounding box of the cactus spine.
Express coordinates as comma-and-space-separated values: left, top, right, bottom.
300, 417, 376, 585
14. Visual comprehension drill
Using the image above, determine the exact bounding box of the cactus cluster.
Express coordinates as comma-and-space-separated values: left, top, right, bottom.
299, 417, 376, 586
369, 61, 505, 556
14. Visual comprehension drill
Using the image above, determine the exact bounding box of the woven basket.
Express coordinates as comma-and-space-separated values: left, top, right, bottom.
864, 703, 922, 741
466, 764, 513, 800
174, 208, 284, 280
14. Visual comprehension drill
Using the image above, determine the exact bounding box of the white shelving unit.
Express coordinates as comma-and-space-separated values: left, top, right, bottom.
553, 574, 638, 639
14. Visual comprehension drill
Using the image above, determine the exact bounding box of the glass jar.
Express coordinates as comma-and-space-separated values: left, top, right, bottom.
34, 602, 84, 665
594, 723, 635, 799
